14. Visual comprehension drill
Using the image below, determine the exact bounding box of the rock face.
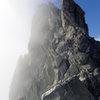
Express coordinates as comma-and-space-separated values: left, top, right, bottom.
61, 0, 88, 33
41, 76, 94, 100
9, 0, 100, 100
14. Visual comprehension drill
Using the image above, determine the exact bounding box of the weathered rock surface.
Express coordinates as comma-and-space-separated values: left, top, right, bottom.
9, 0, 100, 100
61, 0, 88, 33
41, 76, 94, 100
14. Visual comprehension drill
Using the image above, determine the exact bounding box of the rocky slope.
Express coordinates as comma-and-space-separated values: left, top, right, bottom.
9, 0, 100, 100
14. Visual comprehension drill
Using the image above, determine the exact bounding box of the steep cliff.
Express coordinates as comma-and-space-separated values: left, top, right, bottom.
9, 0, 100, 100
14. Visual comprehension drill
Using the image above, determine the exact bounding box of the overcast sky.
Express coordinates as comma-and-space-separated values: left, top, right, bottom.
0, 0, 99, 100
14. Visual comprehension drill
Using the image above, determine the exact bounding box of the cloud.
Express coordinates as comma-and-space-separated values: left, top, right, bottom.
95, 37, 100, 41
0, 0, 60, 100
9, 0, 59, 15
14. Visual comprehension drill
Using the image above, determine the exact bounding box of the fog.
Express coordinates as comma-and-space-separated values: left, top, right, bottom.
0, 0, 57, 100
0, 0, 100, 100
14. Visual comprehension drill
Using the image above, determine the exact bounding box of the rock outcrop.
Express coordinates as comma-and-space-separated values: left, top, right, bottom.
9, 0, 100, 100
61, 0, 88, 33
41, 76, 94, 100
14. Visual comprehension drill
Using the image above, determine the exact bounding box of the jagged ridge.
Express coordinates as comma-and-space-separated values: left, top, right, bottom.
9, 0, 100, 100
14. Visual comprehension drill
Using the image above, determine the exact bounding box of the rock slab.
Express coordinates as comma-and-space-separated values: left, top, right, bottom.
42, 76, 94, 100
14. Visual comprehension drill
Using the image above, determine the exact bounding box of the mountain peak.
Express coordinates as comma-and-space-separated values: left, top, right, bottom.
61, 0, 88, 33
9, 1, 100, 100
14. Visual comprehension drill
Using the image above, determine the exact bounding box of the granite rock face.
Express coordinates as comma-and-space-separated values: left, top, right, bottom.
61, 0, 88, 33
41, 76, 94, 100
9, 0, 100, 100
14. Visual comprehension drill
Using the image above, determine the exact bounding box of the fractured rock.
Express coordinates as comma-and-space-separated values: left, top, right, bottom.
41, 76, 94, 100
61, 0, 88, 33
9, 0, 100, 100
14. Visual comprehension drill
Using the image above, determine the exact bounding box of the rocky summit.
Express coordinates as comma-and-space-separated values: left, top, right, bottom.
9, 0, 100, 100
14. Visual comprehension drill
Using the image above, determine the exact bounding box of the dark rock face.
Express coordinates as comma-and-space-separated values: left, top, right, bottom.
61, 0, 88, 33
41, 76, 94, 100
9, 0, 100, 100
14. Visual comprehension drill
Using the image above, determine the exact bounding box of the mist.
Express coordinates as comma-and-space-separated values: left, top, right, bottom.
0, 0, 57, 100
0, 0, 100, 100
